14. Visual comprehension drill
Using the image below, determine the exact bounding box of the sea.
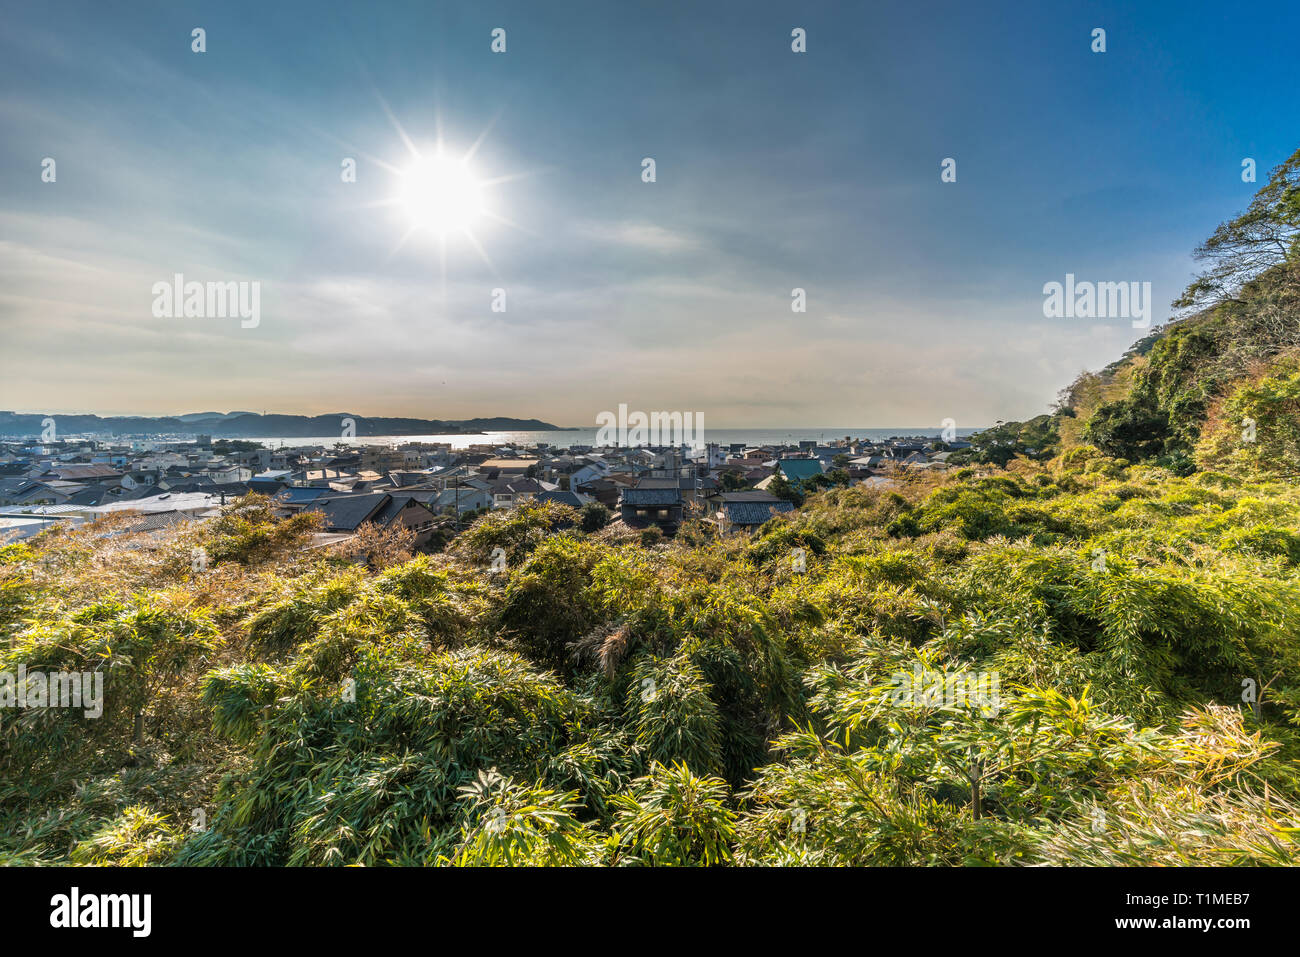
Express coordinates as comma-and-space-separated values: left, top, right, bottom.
245, 427, 986, 450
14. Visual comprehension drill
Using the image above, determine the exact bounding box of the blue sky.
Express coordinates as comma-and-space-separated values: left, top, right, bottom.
2, 0, 1297, 427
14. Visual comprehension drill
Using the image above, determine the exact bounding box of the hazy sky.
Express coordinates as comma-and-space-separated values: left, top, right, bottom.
2, 0, 1298, 428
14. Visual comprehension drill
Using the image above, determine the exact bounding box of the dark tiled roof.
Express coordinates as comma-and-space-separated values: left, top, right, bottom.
65, 487, 111, 506
8, 481, 80, 500
41, 465, 122, 480
375, 495, 435, 524
716, 491, 783, 504
636, 476, 717, 491
386, 470, 434, 487
64, 485, 166, 506
133, 484, 183, 498
389, 489, 440, 505
622, 488, 683, 506
306, 492, 390, 531
164, 480, 252, 496
720, 500, 795, 525
275, 486, 333, 504
123, 511, 190, 534
492, 478, 546, 494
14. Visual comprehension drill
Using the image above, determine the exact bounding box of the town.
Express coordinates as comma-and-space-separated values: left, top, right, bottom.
0, 430, 974, 549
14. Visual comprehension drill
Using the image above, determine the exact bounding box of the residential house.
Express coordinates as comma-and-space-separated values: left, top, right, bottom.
634, 474, 717, 508
303, 491, 391, 531
575, 477, 625, 508
83, 491, 226, 523
305, 491, 439, 550
619, 486, 684, 533
201, 464, 252, 484
30, 464, 123, 485
427, 486, 493, 514
490, 477, 551, 509
773, 459, 826, 486
0, 480, 87, 506
373, 495, 439, 549
120, 469, 163, 490
708, 491, 795, 533
534, 489, 592, 509
479, 458, 540, 479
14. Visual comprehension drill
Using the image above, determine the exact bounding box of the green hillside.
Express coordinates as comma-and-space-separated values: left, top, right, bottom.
958, 146, 1300, 479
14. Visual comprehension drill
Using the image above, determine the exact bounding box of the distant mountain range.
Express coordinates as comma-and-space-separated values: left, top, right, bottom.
0, 411, 563, 439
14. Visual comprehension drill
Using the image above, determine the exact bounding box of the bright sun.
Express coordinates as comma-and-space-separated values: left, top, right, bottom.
374, 117, 524, 281
397, 153, 486, 236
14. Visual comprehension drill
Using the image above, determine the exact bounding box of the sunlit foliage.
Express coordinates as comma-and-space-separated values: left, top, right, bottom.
2, 444, 1299, 868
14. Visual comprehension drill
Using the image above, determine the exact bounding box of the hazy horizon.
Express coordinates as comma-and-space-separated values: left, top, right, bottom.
0, 407, 990, 434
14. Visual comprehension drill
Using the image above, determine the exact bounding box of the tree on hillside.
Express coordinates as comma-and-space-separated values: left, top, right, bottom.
767, 469, 803, 507
1174, 147, 1300, 314
1083, 395, 1171, 462
719, 470, 749, 491
1194, 351, 1300, 478
579, 502, 611, 532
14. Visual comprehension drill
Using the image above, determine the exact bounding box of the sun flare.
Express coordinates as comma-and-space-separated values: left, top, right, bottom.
371, 109, 530, 283
397, 153, 486, 236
